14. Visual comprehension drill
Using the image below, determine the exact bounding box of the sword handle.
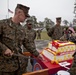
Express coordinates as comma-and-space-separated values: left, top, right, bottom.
22, 52, 32, 56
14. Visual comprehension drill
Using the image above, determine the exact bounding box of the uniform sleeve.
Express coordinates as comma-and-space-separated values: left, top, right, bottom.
0, 21, 8, 52
33, 31, 36, 40
0, 42, 8, 52
47, 26, 54, 37
23, 37, 39, 57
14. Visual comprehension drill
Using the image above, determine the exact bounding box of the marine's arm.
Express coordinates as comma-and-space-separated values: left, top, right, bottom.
23, 37, 39, 57
33, 30, 36, 40
0, 20, 13, 56
23, 38, 44, 60
0, 21, 8, 52
47, 26, 54, 37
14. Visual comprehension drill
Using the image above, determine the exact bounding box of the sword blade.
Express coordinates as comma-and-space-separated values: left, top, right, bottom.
13, 53, 35, 59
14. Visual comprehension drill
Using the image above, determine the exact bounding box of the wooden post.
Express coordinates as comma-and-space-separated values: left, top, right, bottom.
22, 69, 49, 75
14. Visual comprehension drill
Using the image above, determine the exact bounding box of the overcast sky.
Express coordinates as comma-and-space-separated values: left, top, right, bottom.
0, 0, 75, 22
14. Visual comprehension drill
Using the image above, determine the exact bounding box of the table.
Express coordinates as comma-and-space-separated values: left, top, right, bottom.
33, 55, 73, 75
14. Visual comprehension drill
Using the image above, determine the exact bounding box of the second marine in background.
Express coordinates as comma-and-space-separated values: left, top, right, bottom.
47, 17, 64, 40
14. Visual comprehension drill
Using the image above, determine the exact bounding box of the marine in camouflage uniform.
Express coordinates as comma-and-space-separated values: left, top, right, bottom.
68, 52, 76, 75
47, 17, 63, 40
60, 27, 76, 75
67, 28, 76, 75
37, 29, 41, 39
24, 18, 36, 45
60, 27, 76, 42
23, 18, 36, 67
0, 4, 41, 75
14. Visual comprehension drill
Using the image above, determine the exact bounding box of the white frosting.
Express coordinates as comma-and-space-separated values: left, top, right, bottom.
43, 41, 76, 63
42, 49, 74, 62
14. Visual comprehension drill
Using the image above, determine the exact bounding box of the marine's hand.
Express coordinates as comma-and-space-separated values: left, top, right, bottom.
4, 49, 13, 56
37, 54, 44, 60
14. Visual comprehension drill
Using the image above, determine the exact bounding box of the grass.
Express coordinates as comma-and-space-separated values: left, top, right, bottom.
36, 31, 51, 40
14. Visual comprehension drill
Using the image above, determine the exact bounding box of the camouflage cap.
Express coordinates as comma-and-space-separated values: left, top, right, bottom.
16, 4, 30, 17
56, 17, 61, 20
26, 18, 32, 25
27, 23, 32, 25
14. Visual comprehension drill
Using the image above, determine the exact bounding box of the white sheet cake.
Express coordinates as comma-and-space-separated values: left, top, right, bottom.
42, 40, 76, 63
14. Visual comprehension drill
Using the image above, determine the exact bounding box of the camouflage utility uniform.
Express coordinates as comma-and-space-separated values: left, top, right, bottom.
0, 18, 39, 75
24, 27, 36, 66
25, 27, 36, 45
37, 29, 41, 39
47, 25, 63, 40
23, 26, 36, 52
69, 52, 76, 75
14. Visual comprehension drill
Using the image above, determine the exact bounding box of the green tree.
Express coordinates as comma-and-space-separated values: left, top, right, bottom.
38, 21, 44, 27
44, 17, 54, 30
63, 20, 69, 26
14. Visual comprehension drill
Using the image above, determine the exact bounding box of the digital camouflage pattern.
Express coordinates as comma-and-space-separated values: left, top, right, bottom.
0, 18, 39, 73
25, 27, 36, 43
37, 29, 41, 39
22, 27, 36, 52
69, 52, 76, 75
60, 32, 76, 42
47, 25, 63, 40
23, 27, 36, 66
